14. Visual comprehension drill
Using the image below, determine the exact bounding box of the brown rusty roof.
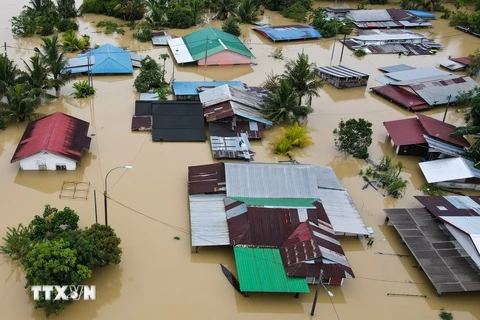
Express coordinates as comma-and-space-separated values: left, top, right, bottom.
450, 57, 470, 65
416, 113, 470, 148
383, 117, 427, 146
371, 85, 431, 111
188, 163, 226, 195
131, 116, 152, 131
415, 196, 480, 218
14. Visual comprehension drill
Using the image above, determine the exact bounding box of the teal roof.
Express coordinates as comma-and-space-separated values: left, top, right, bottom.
183, 27, 255, 61
234, 246, 310, 293
229, 197, 318, 208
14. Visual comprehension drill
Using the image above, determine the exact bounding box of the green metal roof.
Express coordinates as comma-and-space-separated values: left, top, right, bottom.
229, 197, 319, 208
234, 246, 310, 293
183, 27, 255, 61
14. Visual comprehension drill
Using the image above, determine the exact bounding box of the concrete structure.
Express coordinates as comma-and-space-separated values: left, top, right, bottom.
11, 112, 91, 170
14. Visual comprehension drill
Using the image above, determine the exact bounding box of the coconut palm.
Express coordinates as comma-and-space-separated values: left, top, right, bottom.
261, 80, 313, 124
279, 122, 313, 148
0, 55, 22, 96
56, 0, 77, 19
62, 30, 90, 52
37, 35, 72, 93
20, 55, 53, 93
283, 52, 323, 106
115, 0, 147, 26
234, 0, 259, 23
213, 0, 238, 20
0, 84, 43, 124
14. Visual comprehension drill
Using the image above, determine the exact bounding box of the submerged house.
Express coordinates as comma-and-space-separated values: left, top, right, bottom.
210, 134, 254, 161
371, 67, 479, 111
383, 113, 470, 156
11, 112, 91, 170
419, 157, 480, 190
316, 65, 369, 89
168, 27, 255, 66
171, 81, 244, 101
187, 162, 367, 291
440, 57, 470, 71
385, 195, 480, 295
199, 84, 272, 139
63, 43, 142, 74
323, 7, 351, 20
253, 25, 322, 42
346, 9, 431, 29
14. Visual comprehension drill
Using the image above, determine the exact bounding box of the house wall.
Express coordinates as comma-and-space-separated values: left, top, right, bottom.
397, 144, 427, 156
197, 51, 251, 66
318, 73, 369, 89
18, 151, 77, 171
329, 277, 344, 286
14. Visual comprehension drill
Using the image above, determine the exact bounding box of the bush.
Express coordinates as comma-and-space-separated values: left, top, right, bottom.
440, 9, 451, 19
354, 49, 367, 57
40, 23, 55, 36
0, 118, 5, 130
333, 118, 373, 159
57, 18, 79, 32
222, 17, 241, 36
133, 22, 153, 42
167, 7, 194, 29
420, 183, 446, 196
311, 9, 354, 38
282, 2, 309, 22
72, 81, 95, 98
134, 56, 165, 92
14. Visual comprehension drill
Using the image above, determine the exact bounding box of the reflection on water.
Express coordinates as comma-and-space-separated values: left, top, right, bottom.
1, 0, 480, 319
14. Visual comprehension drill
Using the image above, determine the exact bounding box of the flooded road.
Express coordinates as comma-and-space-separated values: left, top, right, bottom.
1, 0, 480, 319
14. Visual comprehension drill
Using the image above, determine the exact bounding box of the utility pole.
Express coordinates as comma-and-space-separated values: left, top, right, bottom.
4, 42, 7, 57
339, 34, 347, 64
94, 189, 98, 224
330, 20, 338, 66
442, 95, 452, 122
310, 269, 324, 316
204, 36, 209, 70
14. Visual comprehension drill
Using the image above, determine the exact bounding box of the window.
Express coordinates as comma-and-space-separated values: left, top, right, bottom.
38, 164, 47, 170
56, 164, 67, 170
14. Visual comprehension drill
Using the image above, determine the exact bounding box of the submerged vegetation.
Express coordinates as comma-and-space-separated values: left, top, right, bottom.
0, 205, 122, 316
222, 17, 241, 36
72, 81, 96, 98
272, 122, 313, 156
420, 183, 447, 196
439, 309, 454, 320
62, 30, 90, 52
310, 8, 353, 38
360, 156, 409, 199
134, 55, 170, 93
96, 20, 125, 34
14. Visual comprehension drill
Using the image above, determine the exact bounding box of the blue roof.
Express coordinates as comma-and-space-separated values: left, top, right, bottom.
77, 44, 133, 74
406, 10, 436, 19
253, 25, 322, 42
172, 81, 244, 96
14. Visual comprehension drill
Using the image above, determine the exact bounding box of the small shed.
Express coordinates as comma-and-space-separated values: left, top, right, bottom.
253, 25, 322, 42
210, 133, 254, 160
316, 65, 369, 89
11, 112, 91, 170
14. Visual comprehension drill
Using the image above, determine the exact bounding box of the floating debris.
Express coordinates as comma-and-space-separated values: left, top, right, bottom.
387, 293, 427, 298
174, 236, 180, 240
375, 252, 409, 257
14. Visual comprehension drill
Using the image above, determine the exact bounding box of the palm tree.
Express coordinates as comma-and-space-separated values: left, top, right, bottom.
56, 0, 77, 19
279, 122, 313, 148
159, 53, 170, 83
0, 84, 43, 124
115, 0, 147, 26
0, 54, 22, 96
37, 35, 72, 94
261, 80, 313, 124
234, 0, 259, 23
213, 0, 238, 20
283, 52, 323, 106
20, 55, 52, 93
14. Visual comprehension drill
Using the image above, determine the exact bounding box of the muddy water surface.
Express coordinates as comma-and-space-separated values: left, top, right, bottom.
1, 1, 480, 319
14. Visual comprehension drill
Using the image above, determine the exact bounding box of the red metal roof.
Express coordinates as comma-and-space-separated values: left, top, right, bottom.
11, 112, 91, 163
188, 163, 226, 195
450, 57, 470, 65
131, 116, 152, 131
415, 196, 480, 218
416, 113, 470, 148
371, 85, 431, 111
383, 117, 427, 146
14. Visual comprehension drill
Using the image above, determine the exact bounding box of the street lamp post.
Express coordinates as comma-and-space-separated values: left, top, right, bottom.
104, 166, 133, 226
310, 269, 334, 316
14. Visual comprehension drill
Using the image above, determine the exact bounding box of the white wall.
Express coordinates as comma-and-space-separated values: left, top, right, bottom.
18, 151, 77, 171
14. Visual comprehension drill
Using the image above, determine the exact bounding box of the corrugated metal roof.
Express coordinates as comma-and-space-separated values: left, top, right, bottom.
444, 223, 480, 270
353, 33, 424, 41
11, 112, 91, 163
227, 197, 318, 207
409, 76, 479, 106
316, 65, 369, 79
377, 67, 451, 83
383, 117, 427, 146
77, 44, 133, 74
189, 194, 229, 246
224, 163, 319, 199
204, 101, 272, 126
253, 25, 322, 42
199, 84, 263, 109
139, 92, 159, 101
317, 189, 368, 235
152, 32, 178, 46
419, 157, 480, 183
442, 216, 480, 237
371, 85, 431, 111
450, 57, 470, 65
347, 9, 392, 22
415, 195, 480, 217
416, 113, 470, 148
424, 135, 465, 157
378, 64, 416, 73
188, 163, 226, 195
131, 116, 152, 131
233, 246, 310, 293
439, 60, 467, 71
354, 21, 400, 28
208, 120, 264, 140
172, 81, 244, 96
168, 37, 194, 63
65, 56, 95, 68
406, 10, 436, 19
210, 133, 254, 160
314, 166, 344, 190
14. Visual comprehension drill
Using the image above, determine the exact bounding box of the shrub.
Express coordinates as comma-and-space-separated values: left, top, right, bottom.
134, 56, 165, 92
222, 17, 241, 36
133, 22, 153, 42
440, 9, 451, 19
40, 23, 55, 36
270, 47, 284, 60
282, 2, 309, 22
57, 18, 79, 32
167, 7, 194, 29
72, 81, 95, 98
333, 118, 373, 159
420, 183, 446, 196
354, 49, 367, 57
0, 118, 6, 130
272, 123, 313, 155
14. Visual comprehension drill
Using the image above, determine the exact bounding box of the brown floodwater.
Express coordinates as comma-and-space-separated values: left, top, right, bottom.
1, 0, 480, 319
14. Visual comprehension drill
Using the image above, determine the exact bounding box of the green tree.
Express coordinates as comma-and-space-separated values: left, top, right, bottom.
0, 54, 22, 96
62, 30, 90, 52
468, 49, 480, 77
283, 52, 323, 106
85, 224, 122, 267
145, 0, 168, 27
235, 0, 259, 23
20, 55, 53, 93
214, 0, 238, 20
282, 2, 309, 22
159, 53, 170, 83
115, 0, 147, 26
0, 84, 43, 124
0, 224, 34, 262
37, 35, 72, 93
333, 118, 373, 159
279, 122, 313, 148
56, 0, 78, 18
261, 80, 313, 124
166, 6, 194, 28
222, 17, 241, 36
72, 81, 96, 98
311, 9, 353, 38
29, 205, 80, 242
134, 56, 165, 92
261, 70, 281, 92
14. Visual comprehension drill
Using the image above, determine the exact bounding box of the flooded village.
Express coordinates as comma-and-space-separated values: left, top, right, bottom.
2, 0, 480, 319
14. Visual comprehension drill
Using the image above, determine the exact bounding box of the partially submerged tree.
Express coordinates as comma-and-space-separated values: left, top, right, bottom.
0, 84, 43, 124
72, 81, 96, 98
333, 118, 373, 159
21, 54, 53, 92
235, 0, 259, 23
213, 0, 238, 20
0, 54, 23, 96
272, 122, 313, 156
222, 17, 241, 36
134, 56, 167, 92
468, 49, 480, 77
62, 30, 90, 52
37, 35, 72, 93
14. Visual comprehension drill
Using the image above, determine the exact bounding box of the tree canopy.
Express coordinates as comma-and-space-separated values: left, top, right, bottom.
333, 118, 373, 159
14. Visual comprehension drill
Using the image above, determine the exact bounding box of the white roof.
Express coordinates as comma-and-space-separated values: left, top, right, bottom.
439, 60, 466, 71
419, 157, 480, 183
168, 37, 194, 63
347, 9, 391, 22
444, 222, 480, 270
353, 33, 424, 41
443, 216, 480, 236
189, 194, 229, 246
